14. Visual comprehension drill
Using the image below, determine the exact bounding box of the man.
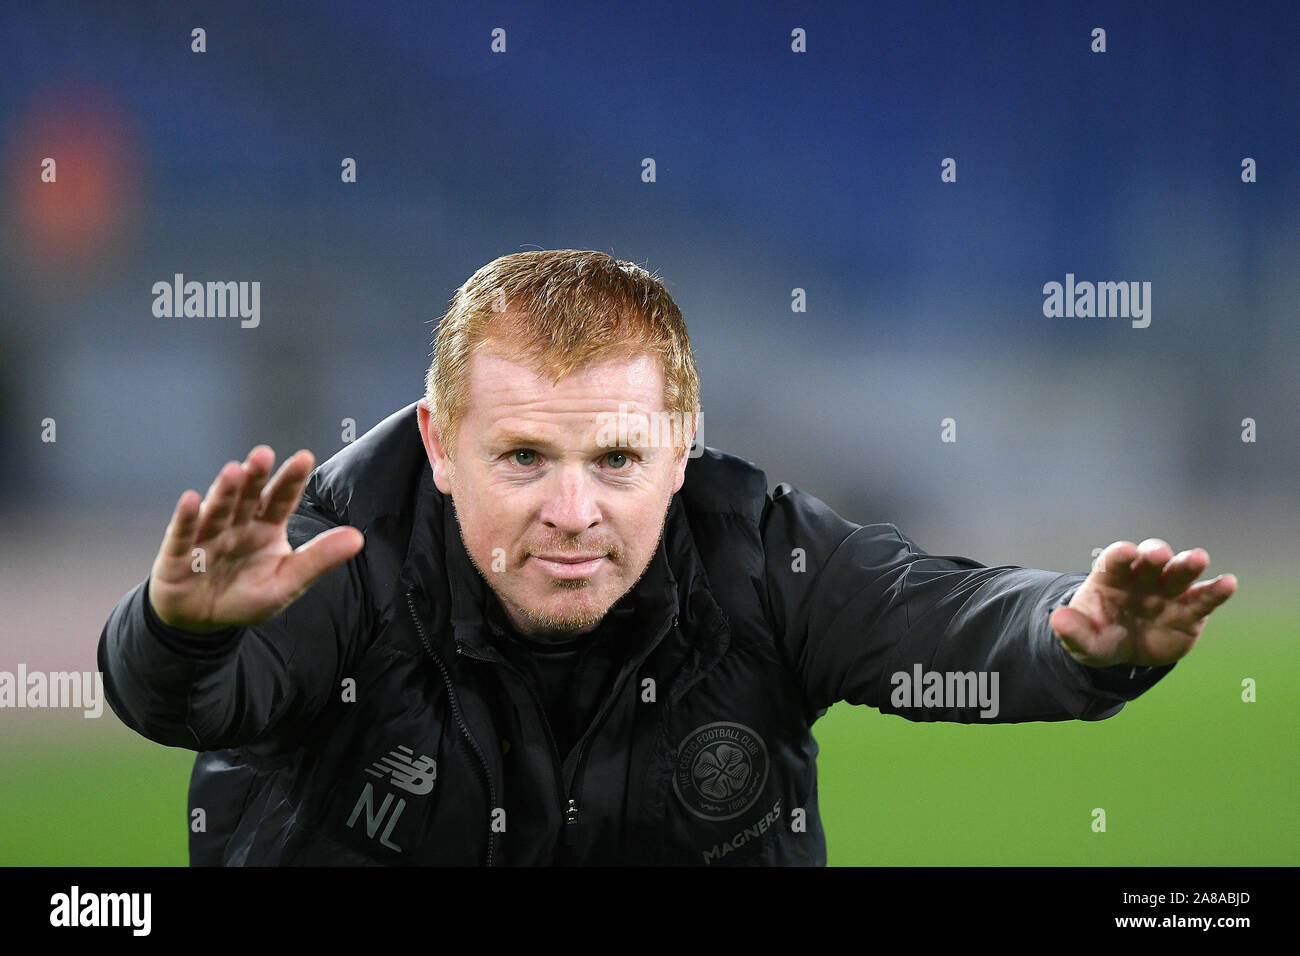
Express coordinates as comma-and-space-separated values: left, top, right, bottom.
98, 249, 1237, 865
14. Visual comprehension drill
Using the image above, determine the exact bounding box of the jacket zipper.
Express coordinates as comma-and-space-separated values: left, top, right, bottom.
438, 624, 573, 863
499, 658, 572, 858
561, 613, 678, 860
564, 798, 579, 853
405, 589, 498, 867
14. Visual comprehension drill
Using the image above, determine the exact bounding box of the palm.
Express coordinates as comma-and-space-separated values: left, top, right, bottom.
149, 446, 364, 633
1049, 539, 1237, 668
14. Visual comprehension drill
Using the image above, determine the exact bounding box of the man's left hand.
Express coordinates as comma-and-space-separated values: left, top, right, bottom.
1049, 538, 1238, 668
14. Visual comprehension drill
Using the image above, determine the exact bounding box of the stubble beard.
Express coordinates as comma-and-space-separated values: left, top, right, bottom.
454, 504, 671, 640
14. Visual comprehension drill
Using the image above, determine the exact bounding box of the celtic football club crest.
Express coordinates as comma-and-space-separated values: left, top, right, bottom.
673, 721, 769, 821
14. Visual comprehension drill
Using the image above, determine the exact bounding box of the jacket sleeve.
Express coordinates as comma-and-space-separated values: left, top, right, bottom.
761, 483, 1174, 721
97, 506, 375, 752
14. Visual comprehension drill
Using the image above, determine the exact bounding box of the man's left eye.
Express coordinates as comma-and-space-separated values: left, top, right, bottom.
604, 452, 629, 469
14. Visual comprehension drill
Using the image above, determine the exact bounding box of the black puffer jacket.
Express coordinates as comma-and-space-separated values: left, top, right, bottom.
97, 402, 1172, 865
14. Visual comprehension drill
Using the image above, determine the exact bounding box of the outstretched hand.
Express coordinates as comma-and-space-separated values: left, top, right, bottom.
1049, 538, 1237, 668
148, 446, 365, 634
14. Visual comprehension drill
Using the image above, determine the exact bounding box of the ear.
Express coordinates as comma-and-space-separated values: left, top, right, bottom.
670, 414, 697, 494
671, 448, 689, 494
417, 399, 455, 495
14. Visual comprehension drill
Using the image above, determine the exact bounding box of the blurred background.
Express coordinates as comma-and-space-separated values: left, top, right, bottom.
1, 0, 1295, 865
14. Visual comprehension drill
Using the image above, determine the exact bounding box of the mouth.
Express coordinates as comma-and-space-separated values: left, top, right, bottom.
529, 554, 608, 579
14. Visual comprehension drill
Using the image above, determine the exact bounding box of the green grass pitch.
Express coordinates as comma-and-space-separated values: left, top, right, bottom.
1, 593, 1292, 865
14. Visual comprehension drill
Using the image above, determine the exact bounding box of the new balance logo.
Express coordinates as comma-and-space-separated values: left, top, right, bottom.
364, 745, 436, 795
345, 745, 437, 853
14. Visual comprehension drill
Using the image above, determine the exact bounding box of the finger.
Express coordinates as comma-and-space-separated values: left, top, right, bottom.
1182, 574, 1238, 617
1130, 538, 1174, 591
1134, 629, 1201, 666
278, 526, 365, 599
258, 450, 316, 525
160, 489, 202, 559
1095, 541, 1140, 585
1158, 548, 1209, 598
231, 446, 276, 526
1050, 605, 1100, 661
194, 461, 246, 542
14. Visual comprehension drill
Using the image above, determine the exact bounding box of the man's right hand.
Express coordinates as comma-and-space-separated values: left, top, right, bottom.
147, 446, 365, 634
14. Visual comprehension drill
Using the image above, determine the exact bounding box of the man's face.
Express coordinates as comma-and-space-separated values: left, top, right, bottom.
418, 342, 690, 640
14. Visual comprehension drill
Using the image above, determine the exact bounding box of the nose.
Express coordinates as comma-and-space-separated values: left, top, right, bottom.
538, 463, 602, 535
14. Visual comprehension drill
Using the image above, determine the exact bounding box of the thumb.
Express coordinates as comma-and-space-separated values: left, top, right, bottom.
281, 526, 365, 597
1049, 605, 1097, 658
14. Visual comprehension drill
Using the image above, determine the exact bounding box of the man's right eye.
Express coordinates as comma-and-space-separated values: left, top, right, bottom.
511, 450, 538, 467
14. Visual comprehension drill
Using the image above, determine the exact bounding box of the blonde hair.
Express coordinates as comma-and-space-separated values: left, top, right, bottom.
425, 250, 700, 456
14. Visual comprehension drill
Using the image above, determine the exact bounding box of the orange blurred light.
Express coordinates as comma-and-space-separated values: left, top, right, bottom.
6, 84, 145, 276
